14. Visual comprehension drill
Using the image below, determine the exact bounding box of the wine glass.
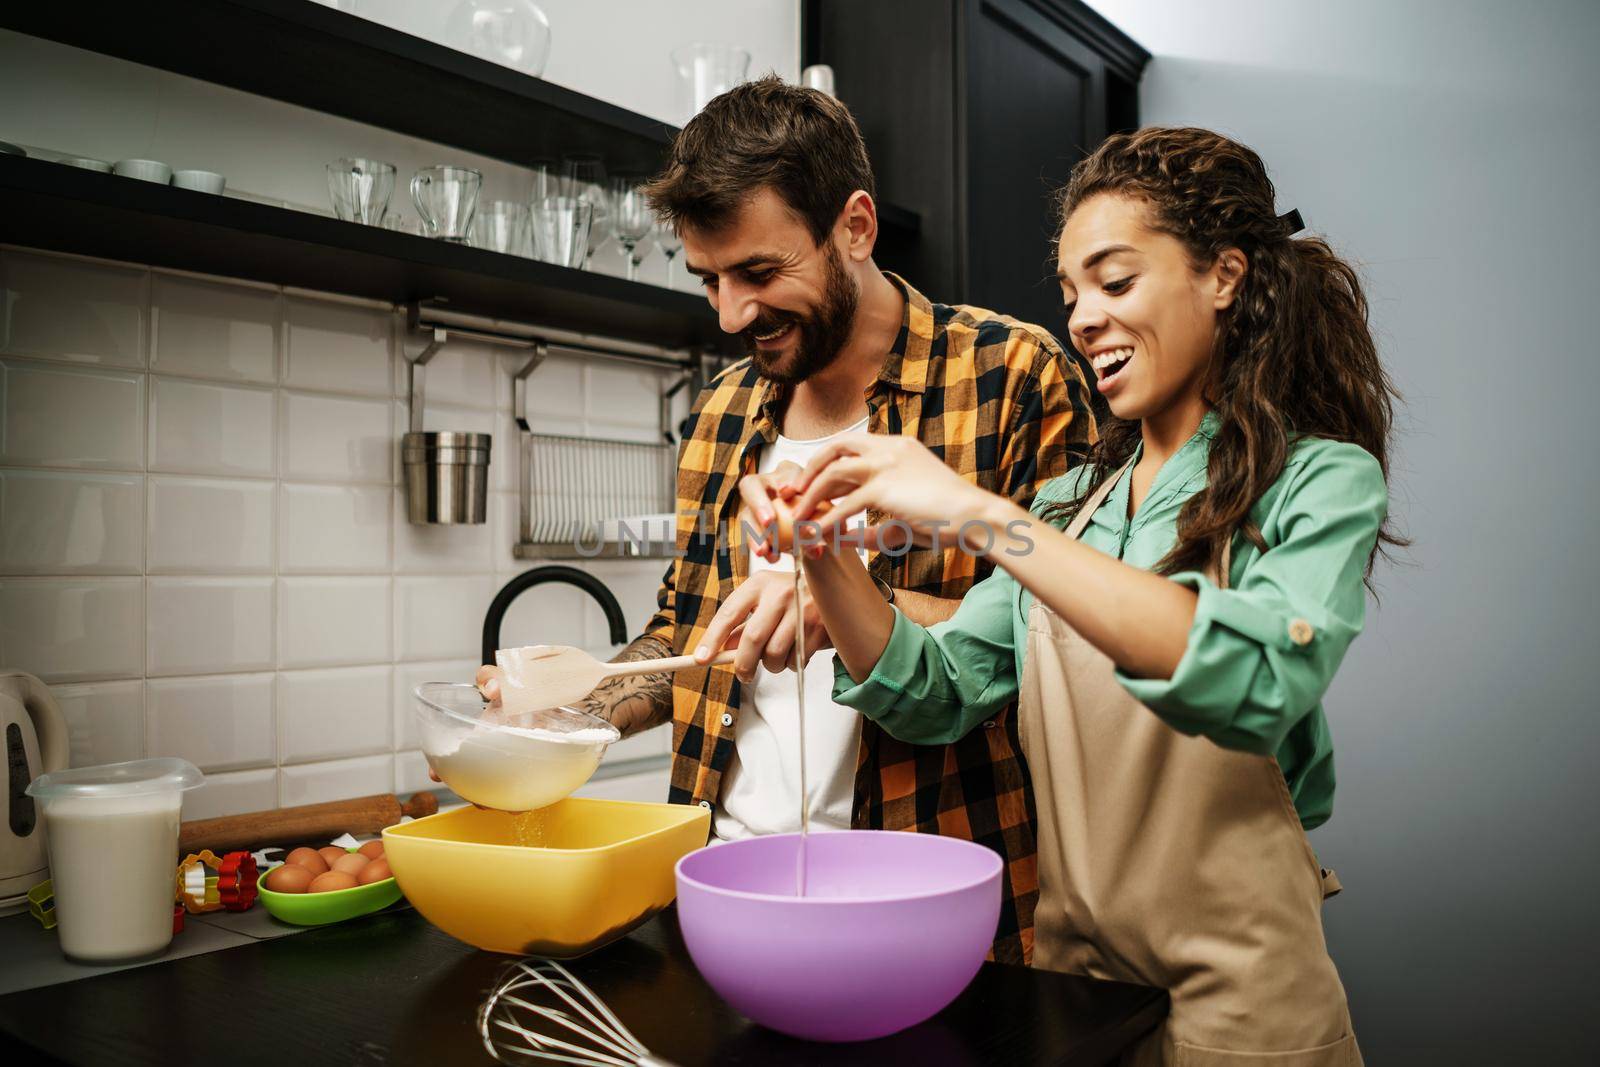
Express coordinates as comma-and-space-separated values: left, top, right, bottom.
608, 177, 654, 281
654, 220, 683, 286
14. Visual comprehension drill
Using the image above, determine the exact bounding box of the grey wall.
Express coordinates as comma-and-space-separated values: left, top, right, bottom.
1081, 1, 1600, 1061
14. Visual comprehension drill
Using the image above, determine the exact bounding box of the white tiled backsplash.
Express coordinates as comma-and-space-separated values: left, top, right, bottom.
0, 245, 678, 819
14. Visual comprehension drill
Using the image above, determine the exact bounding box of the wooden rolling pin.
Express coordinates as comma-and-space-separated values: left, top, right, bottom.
178, 792, 439, 855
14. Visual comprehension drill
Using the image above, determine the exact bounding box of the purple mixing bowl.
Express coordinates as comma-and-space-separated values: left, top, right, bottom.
674, 830, 1002, 1042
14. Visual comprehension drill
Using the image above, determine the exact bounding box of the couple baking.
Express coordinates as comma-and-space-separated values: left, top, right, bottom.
482, 77, 1394, 1065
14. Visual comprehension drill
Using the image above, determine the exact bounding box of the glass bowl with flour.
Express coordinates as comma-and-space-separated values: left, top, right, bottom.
412, 682, 619, 812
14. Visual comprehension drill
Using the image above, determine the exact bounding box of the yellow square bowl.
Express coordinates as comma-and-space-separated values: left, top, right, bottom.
380, 796, 710, 957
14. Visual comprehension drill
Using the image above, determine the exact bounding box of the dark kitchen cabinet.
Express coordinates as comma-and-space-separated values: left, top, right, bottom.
804, 0, 1149, 337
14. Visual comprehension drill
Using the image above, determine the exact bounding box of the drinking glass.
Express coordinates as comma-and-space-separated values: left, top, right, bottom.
608, 177, 655, 281
561, 154, 608, 266
327, 158, 396, 224
654, 220, 684, 286
472, 200, 532, 254
532, 195, 593, 269
670, 44, 751, 122
411, 165, 482, 242
528, 158, 559, 203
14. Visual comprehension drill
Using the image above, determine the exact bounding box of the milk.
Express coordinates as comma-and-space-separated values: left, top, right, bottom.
42, 792, 181, 961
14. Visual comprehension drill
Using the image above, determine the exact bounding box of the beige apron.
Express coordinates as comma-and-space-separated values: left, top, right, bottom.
1019, 463, 1362, 1066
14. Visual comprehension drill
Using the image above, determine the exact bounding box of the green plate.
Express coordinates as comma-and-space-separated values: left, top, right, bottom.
257, 849, 402, 926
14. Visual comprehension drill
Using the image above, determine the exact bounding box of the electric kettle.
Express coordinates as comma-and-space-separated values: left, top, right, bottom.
2, 671, 69, 898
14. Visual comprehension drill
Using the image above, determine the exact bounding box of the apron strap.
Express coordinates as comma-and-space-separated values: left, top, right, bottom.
1063, 457, 1137, 541
1062, 456, 1234, 585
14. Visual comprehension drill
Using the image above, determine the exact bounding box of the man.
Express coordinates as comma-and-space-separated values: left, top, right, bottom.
487, 77, 1094, 963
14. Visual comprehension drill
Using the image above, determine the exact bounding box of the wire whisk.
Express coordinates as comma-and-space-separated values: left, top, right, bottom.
480, 958, 680, 1067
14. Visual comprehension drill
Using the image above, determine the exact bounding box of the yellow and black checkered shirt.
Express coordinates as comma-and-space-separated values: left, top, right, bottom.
645, 274, 1095, 963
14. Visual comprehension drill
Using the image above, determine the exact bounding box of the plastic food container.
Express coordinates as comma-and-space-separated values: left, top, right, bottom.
382, 797, 709, 956
675, 830, 1002, 1042
26, 758, 203, 962
412, 682, 618, 811
256, 849, 402, 926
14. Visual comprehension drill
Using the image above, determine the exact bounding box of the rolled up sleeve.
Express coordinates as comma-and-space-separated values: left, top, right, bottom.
1117, 443, 1389, 754
833, 566, 1022, 745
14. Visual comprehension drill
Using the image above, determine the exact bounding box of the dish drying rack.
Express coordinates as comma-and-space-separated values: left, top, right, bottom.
405, 303, 721, 560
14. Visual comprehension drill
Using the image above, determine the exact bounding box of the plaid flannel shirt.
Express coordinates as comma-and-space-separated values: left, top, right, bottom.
644, 274, 1095, 963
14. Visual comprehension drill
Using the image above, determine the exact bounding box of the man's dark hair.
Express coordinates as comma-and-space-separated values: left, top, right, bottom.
643, 75, 876, 245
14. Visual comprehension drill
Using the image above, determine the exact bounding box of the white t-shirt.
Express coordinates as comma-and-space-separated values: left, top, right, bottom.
712, 417, 870, 842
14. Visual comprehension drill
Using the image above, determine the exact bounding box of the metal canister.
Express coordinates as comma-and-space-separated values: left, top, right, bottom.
402, 431, 490, 524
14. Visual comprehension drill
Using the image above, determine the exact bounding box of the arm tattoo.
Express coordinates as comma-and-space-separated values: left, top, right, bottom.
573, 635, 674, 737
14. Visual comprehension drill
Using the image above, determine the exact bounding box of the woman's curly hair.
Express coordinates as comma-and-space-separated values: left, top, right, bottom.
1045, 127, 1405, 583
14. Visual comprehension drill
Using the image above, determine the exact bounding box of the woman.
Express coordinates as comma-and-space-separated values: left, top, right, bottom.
734, 128, 1399, 1064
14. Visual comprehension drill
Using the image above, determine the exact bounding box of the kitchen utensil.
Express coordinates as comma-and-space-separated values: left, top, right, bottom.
675, 830, 1002, 1042
801, 63, 837, 97
471, 199, 532, 254
326, 157, 395, 224
531, 195, 593, 269
172, 169, 226, 194
670, 43, 750, 122
177, 791, 438, 855
113, 159, 172, 184
411, 164, 481, 242
607, 177, 654, 282
1, 672, 69, 898
402, 430, 491, 524
497, 644, 736, 714
481, 958, 680, 1067
257, 848, 401, 926
382, 799, 709, 956
58, 157, 111, 173
26, 757, 204, 962
445, 0, 552, 77
0, 141, 24, 157
413, 682, 616, 811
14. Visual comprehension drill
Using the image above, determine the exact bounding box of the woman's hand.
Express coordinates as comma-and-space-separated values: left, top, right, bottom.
790, 432, 1005, 552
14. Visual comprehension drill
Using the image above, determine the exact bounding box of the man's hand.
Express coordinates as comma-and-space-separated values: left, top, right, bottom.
693, 569, 831, 683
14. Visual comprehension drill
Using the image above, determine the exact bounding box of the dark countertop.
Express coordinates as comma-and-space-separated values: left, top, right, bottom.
0, 906, 1166, 1066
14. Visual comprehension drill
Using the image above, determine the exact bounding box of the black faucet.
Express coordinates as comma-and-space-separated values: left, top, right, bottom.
482, 565, 631, 666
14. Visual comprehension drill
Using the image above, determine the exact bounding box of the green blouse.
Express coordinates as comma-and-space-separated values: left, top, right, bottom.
832, 413, 1388, 829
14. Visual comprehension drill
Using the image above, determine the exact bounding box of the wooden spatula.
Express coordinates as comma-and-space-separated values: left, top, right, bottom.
498, 645, 737, 711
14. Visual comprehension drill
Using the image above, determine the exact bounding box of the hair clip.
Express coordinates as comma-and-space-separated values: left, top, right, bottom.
1277, 209, 1305, 235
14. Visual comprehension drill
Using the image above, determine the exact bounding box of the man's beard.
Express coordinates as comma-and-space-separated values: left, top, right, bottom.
743, 243, 859, 386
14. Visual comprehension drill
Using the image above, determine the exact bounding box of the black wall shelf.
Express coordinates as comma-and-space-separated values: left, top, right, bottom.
0, 0, 920, 237
0, 155, 735, 353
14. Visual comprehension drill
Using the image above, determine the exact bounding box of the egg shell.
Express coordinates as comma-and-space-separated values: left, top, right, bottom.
357, 858, 392, 885
307, 871, 360, 894
317, 846, 347, 867
264, 865, 315, 894
331, 853, 369, 877
357, 840, 385, 860
285, 847, 330, 875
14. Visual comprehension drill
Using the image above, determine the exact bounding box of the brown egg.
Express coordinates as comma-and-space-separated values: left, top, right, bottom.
264, 864, 314, 894
357, 858, 392, 885
317, 846, 347, 867
285, 847, 330, 875
331, 853, 369, 877
357, 840, 385, 860
308, 871, 359, 894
